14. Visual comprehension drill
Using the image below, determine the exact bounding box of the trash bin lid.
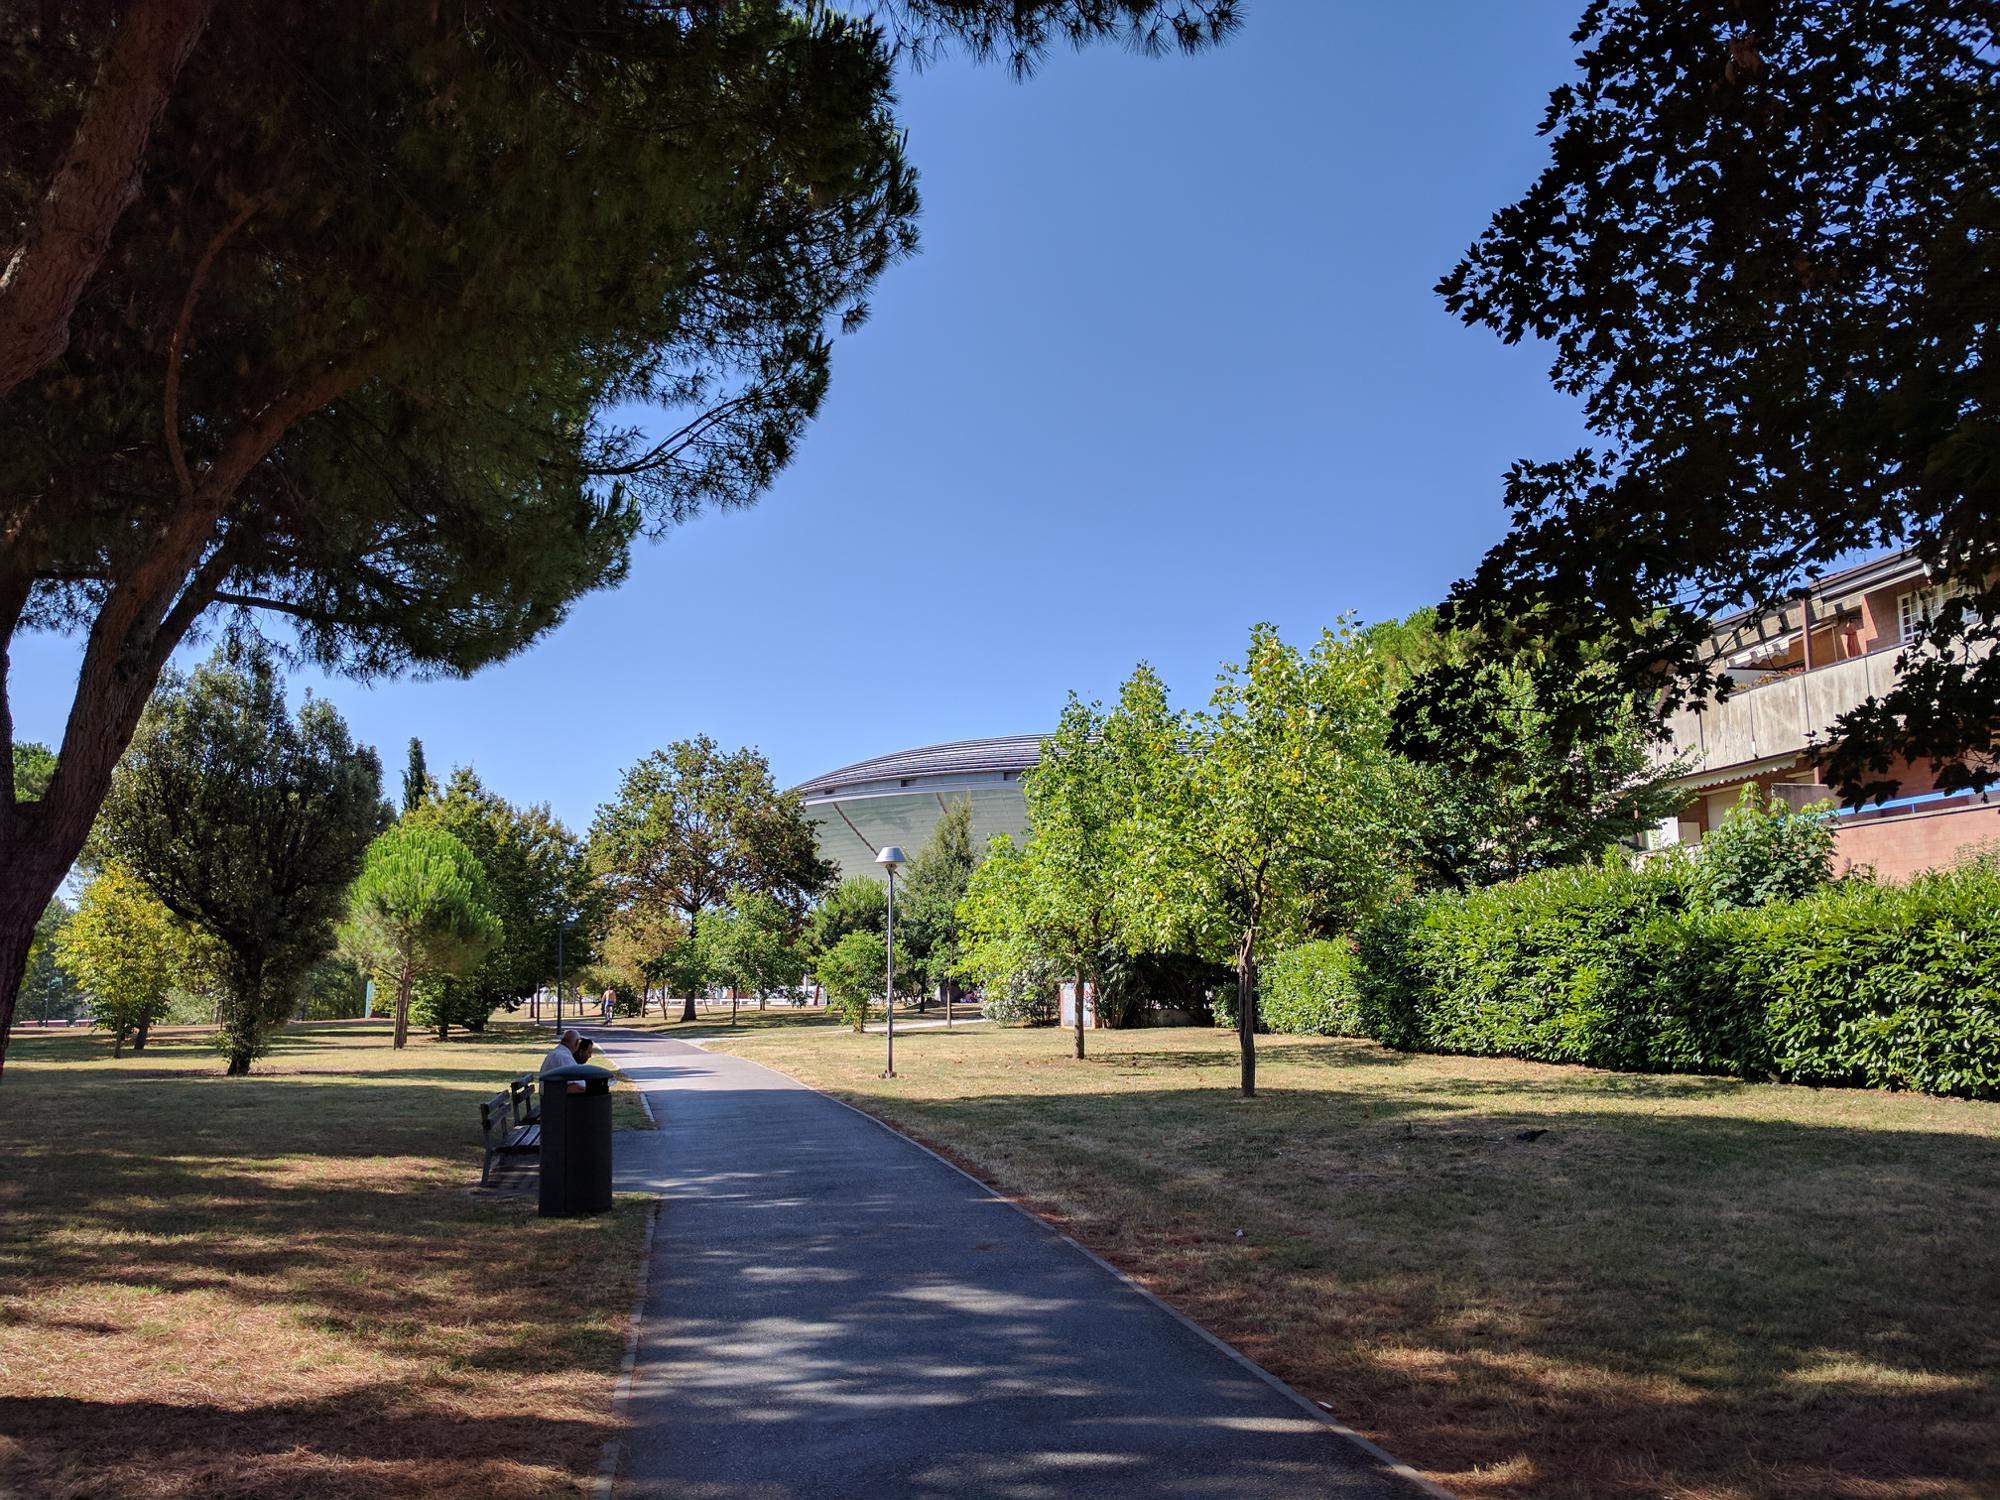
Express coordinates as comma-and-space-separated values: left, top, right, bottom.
540, 1063, 614, 1083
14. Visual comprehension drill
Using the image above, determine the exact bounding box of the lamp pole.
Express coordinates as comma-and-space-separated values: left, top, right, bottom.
875, 845, 906, 1078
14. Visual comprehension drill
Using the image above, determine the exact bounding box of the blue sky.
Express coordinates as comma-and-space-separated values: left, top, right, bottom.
13, 1, 1592, 833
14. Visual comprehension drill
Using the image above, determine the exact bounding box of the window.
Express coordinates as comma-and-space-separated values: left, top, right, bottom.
1897, 585, 1956, 644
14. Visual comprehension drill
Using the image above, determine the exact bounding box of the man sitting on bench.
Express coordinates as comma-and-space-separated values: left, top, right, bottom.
541, 1028, 587, 1093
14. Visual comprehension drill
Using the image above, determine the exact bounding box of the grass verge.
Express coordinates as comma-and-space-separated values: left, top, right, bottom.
0, 1020, 653, 1500
701, 1018, 2000, 1500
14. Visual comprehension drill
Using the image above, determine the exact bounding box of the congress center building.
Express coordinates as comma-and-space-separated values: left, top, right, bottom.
793, 735, 1042, 882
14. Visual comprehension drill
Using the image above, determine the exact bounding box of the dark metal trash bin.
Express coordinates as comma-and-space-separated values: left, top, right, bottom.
537, 1063, 614, 1217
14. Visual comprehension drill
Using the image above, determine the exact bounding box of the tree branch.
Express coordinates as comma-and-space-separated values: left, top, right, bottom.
164, 193, 264, 503
0, 0, 215, 400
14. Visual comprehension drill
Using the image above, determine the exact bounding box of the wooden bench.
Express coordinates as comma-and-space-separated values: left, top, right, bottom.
510, 1072, 541, 1127
481, 1087, 540, 1186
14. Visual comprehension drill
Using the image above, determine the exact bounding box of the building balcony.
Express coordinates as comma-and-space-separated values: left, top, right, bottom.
1660, 648, 1905, 780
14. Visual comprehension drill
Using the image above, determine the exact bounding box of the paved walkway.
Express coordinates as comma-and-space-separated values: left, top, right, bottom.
594, 1029, 1432, 1500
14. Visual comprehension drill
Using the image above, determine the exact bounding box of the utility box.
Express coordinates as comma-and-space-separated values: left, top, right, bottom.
537, 1063, 614, 1217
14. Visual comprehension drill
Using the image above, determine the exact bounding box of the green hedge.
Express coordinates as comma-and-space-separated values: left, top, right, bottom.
1260, 939, 1365, 1035
1351, 859, 2000, 1099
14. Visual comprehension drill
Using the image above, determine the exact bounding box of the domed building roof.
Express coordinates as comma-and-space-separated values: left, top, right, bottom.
794, 735, 1043, 881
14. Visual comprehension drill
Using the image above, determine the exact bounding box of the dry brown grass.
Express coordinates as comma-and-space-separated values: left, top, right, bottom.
0, 1020, 651, 1500
699, 1016, 2000, 1500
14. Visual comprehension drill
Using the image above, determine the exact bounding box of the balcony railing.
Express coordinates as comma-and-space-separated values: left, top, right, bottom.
1661, 649, 1905, 778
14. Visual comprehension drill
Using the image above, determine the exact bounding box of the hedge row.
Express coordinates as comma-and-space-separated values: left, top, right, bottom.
1259, 939, 1365, 1036
1264, 860, 2000, 1100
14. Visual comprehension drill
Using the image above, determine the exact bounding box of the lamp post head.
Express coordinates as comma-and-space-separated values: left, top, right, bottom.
875, 846, 906, 871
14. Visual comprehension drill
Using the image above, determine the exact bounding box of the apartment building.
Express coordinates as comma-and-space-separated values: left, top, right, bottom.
1654, 549, 1998, 879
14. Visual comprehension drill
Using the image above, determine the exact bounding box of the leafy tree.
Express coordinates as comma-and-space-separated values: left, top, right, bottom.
1418, 0, 1998, 805
11, 743, 54, 802
1130, 623, 1402, 1096
92, 644, 388, 1073
806, 876, 889, 958
591, 737, 832, 1022
1376, 610, 1687, 891
20, 899, 83, 1025
600, 903, 688, 1015
900, 798, 979, 1008
340, 824, 501, 1048
56, 863, 221, 1055
705, 889, 809, 1021
1693, 786, 1839, 910
818, 929, 886, 1033
956, 836, 1063, 1024
402, 739, 434, 816
956, 675, 1180, 1053
657, 920, 720, 1017
0, 1, 1234, 1078
1021, 694, 1136, 1058
407, 767, 599, 1026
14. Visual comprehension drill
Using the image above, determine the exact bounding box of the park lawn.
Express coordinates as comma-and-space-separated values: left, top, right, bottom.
700, 1017, 2000, 1500
0, 1020, 652, 1500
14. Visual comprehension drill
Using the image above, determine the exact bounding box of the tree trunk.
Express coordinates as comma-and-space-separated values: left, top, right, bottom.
679, 991, 697, 1023
1073, 969, 1085, 1060
0, 770, 108, 1085
1237, 941, 1257, 1098
0, 0, 215, 401
392, 965, 412, 1049
730, 989, 738, 1026
113, 1029, 126, 1058
134, 1010, 152, 1052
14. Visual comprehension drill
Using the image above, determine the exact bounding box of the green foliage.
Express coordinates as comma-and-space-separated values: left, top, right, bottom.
818, 929, 886, 1032
402, 739, 433, 815
297, 956, 370, 1022
955, 836, 1071, 1023
1377, 610, 1688, 891
408, 768, 598, 1016
1690, 786, 1837, 909
900, 798, 978, 993
411, 976, 497, 1041
977, 954, 1063, 1026
1259, 940, 1365, 1037
1424, 0, 1998, 800
57, 864, 223, 1053
1357, 856, 1698, 1064
1356, 856, 2000, 1100
11, 741, 55, 802
93, 643, 388, 1073
20, 899, 82, 1023
341, 823, 502, 1046
1127, 620, 1404, 1092
592, 737, 831, 1022
806, 876, 889, 956
705, 889, 809, 1010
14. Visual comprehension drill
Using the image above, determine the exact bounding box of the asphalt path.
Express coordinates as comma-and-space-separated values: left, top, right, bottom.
594, 1028, 1436, 1500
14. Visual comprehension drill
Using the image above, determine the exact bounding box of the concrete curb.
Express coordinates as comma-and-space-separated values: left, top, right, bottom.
688, 1038, 1458, 1500
592, 1188, 662, 1499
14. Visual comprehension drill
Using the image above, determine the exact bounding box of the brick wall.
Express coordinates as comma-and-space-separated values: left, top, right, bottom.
1835, 804, 2000, 881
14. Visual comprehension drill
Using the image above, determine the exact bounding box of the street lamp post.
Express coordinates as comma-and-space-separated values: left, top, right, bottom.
876, 845, 906, 1078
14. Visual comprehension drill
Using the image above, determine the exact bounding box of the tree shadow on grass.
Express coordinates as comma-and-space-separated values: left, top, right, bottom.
0, 1062, 652, 1499
0, 1389, 611, 1500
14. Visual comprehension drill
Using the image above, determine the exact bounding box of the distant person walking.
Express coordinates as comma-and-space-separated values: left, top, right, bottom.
601, 990, 615, 1023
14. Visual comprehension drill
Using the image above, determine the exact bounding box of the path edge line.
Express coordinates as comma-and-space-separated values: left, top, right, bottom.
593, 1191, 662, 1500
689, 1038, 1458, 1500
